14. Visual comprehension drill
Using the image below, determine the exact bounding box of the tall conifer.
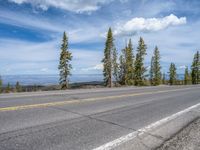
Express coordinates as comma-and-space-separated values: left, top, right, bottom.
134, 37, 147, 86
191, 51, 200, 84
184, 67, 190, 85
58, 32, 72, 89
124, 39, 134, 85
169, 63, 177, 85
0, 76, 2, 93
102, 28, 116, 87
151, 46, 161, 85
15, 81, 22, 92
112, 47, 119, 84
118, 50, 126, 85
162, 73, 166, 85
149, 56, 154, 85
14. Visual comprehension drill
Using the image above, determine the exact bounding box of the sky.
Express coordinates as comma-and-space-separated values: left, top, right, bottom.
0, 0, 200, 75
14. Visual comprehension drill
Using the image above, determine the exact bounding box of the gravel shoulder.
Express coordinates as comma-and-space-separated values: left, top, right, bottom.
156, 118, 200, 150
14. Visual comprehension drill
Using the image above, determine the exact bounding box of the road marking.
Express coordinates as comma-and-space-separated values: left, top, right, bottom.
93, 102, 200, 150
0, 87, 199, 112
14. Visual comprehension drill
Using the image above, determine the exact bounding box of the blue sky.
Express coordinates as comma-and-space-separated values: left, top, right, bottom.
0, 0, 200, 75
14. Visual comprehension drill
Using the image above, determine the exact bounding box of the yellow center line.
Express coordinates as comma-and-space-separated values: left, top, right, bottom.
0, 87, 198, 112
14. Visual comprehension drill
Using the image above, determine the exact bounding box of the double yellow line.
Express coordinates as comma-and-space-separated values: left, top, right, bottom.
0, 87, 196, 112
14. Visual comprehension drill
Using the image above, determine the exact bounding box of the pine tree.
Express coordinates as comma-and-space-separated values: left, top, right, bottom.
15, 81, 22, 92
151, 46, 161, 86
118, 51, 126, 85
149, 56, 154, 85
134, 37, 147, 86
112, 47, 119, 85
169, 63, 177, 85
0, 76, 2, 93
102, 28, 116, 87
58, 32, 72, 89
5, 83, 11, 93
124, 39, 134, 85
184, 67, 190, 85
191, 51, 200, 84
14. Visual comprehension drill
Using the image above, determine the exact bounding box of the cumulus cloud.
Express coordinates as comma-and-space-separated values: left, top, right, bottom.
114, 14, 187, 36
8, 0, 113, 13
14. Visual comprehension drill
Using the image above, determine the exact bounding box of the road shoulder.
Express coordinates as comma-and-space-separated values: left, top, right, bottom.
156, 117, 200, 150
94, 103, 200, 150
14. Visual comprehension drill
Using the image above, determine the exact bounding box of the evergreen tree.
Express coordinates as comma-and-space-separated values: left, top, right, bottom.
162, 73, 166, 85
124, 39, 134, 85
102, 28, 116, 87
112, 47, 119, 85
0, 76, 2, 93
169, 63, 177, 85
184, 67, 191, 85
15, 81, 22, 92
134, 37, 147, 86
5, 83, 11, 93
149, 56, 154, 85
58, 32, 72, 89
118, 51, 126, 85
151, 46, 161, 85
191, 51, 200, 84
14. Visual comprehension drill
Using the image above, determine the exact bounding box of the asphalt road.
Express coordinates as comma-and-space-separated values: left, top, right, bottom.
0, 85, 200, 150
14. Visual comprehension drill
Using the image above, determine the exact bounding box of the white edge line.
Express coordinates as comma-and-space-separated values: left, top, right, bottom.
93, 102, 200, 150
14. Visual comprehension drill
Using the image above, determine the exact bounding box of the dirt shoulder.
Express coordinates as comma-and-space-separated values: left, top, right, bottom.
157, 118, 200, 150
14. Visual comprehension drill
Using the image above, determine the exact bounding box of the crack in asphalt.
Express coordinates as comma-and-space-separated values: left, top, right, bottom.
51, 106, 136, 131
51, 106, 166, 142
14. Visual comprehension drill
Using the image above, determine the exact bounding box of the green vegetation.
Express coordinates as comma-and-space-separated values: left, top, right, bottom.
101, 28, 200, 87
1, 29, 200, 94
58, 32, 72, 89
112, 46, 119, 86
102, 28, 116, 87
191, 51, 200, 84
184, 67, 191, 85
150, 46, 162, 86
162, 73, 166, 85
5, 83, 11, 93
134, 37, 147, 86
169, 63, 177, 85
0, 76, 2, 93
15, 81, 22, 92
118, 53, 126, 85
124, 39, 134, 85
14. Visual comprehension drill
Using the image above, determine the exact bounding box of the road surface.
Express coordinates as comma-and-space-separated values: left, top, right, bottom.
0, 85, 200, 150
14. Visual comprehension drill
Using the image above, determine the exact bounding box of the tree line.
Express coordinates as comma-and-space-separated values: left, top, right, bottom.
57, 28, 200, 88
0, 29, 199, 93
0, 80, 22, 93
101, 28, 200, 87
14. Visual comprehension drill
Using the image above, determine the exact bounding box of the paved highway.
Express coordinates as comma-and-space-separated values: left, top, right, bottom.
0, 85, 200, 150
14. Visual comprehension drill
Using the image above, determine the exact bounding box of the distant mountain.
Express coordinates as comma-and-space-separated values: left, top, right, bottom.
1, 74, 103, 86
1, 74, 185, 86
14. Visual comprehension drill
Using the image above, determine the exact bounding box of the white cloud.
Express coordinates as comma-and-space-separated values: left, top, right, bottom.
0, 38, 58, 62
0, 38, 103, 74
0, 9, 106, 43
82, 64, 103, 71
40, 68, 49, 72
8, 0, 113, 13
114, 14, 187, 36
179, 65, 187, 69
0, 10, 63, 32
